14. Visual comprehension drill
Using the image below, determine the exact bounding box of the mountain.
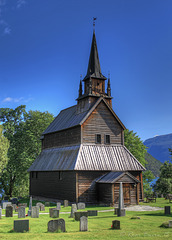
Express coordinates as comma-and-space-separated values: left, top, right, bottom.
145, 152, 162, 177
144, 133, 172, 163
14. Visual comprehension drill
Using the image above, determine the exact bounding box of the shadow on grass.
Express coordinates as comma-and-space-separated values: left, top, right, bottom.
144, 212, 172, 217
89, 216, 118, 219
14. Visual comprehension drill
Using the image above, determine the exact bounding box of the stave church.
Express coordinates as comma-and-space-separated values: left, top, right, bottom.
28, 29, 145, 205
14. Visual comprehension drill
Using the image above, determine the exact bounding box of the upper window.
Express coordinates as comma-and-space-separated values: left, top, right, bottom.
105, 135, 110, 144
96, 134, 101, 144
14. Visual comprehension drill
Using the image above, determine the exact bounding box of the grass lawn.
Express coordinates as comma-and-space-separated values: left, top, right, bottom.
0, 200, 172, 240
140, 197, 172, 208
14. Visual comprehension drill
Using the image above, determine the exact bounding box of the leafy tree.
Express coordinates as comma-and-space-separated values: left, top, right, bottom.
142, 170, 154, 197
0, 106, 54, 197
124, 129, 147, 167
0, 125, 9, 175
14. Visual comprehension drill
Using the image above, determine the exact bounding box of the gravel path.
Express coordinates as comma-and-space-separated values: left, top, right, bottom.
125, 205, 163, 211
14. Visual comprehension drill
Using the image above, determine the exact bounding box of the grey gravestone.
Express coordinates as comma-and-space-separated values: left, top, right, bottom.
49, 208, 59, 218
87, 210, 98, 216
117, 182, 125, 217
0, 208, 2, 219
18, 203, 27, 208
27, 196, 32, 216
169, 220, 172, 228
164, 206, 171, 215
64, 200, 68, 207
80, 216, 88, 231
36, 202, 45, 211
56, 202, 61, 210
112, 220, 120, 229
117, 208, 126, 217
12, 204, 17, 211
31, 206, 39, 218
14, 219, 29, 232
45, 202, 50, 207
69, 204, 77, 218
77, 202, 85, 210
48, 218, 66, 232
74, 211, 88, 221
114, 208, 118, 215
3, 202, 12, 209
18, 207, 25, 218
6, 205, 13, 217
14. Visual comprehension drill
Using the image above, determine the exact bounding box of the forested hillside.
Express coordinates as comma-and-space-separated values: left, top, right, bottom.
145, 152, 162, 177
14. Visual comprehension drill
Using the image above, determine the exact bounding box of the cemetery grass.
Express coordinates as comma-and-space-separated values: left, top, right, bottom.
0, 209, 172, 239
140, 197, 172, 208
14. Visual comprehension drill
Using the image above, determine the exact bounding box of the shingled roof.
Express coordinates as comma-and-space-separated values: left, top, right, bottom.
43, 97, 125, 135
28, 144, 145, 172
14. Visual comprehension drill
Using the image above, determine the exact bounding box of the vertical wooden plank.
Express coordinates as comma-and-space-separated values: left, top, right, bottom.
136, 183, 139, 205
112, 184, 114, 204
76, 172, 78, 203
140, 172, 144, 200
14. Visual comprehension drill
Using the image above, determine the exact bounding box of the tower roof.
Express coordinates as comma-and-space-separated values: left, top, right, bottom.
83, 31, 106, 81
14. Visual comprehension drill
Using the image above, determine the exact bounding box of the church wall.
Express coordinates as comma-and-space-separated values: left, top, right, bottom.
42, 126, 81, 149
82, 101, 123, 144
30, 171, 76, 202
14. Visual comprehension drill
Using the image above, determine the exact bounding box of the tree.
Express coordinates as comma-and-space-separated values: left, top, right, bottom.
0, 106, 54, 197
124, 129, 147, 167
142, 170, 154, 197
0, 125, 9, 175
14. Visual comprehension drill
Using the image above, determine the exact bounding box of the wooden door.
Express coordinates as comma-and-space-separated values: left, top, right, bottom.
123, 184, 131, 205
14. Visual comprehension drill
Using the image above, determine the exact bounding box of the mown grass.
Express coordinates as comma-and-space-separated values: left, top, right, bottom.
0, 201, 172, 240
140, 197, 172, 208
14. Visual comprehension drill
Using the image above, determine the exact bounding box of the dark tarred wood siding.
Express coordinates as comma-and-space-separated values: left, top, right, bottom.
82, 101, 123, 144
97, 183, 112, 203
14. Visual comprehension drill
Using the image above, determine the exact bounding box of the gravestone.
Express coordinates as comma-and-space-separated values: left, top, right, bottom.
2, 202, 12, 209
87, 210, 98, 216
14, 219, 29, 232
18, 207, 26, 218
169, 220, 172, 228
74, 211, 88, 221
0, 208, 2, 219
56, 202, 61, 210
77, 202, 85, 210
31, 206, 39, 218
45, 202, 50, 207
117, 182, 125, 217
18, 203, 27, 208
48, 218, 66, 232
36, 202, 45, 211
114, 208, 118, 215
80, 216, 88, 231
27, 196, 32, 216
164, 206, 171, 215
69, 204, 77, 218
6, 205, 13, 217
112, 220, 120, 229
64, 200, 68, 207
12, 204, 17, 211
49, 208, 59, 218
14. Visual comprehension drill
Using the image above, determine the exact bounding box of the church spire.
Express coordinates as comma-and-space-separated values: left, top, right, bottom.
107, 73, 111, 97
83, 31, 106, 81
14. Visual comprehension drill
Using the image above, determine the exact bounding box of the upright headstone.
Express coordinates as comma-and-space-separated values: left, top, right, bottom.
0, 208, 2, 219
74, 211, 88, 221
18, 207, 26, 218
56, 202, 61, 210
64, 200, 68, 207
69, 204, 77, 218
87, 210, 98, 216
45, 202, 50, 207
2, 202, 12, 209
80, 216, 88, 231
12, 204, 17, 211
169, 220, 172, 228
48, 219, 66, 232
164, 206, 171, 215
49, 208, 59, 218
6, 205, 13, 217
14, 220, 29, 232
112, 220, 120, 229
18, 203, 27, 208
77, 202, 85, 210
27, 196, 32, 216
31, 206, 39, 218
36, 202, 45, 211
117, 182, 125, 217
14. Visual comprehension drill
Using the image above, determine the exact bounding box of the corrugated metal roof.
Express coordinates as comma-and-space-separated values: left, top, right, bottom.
96, 171, 140, 183
28, 144, 145, 172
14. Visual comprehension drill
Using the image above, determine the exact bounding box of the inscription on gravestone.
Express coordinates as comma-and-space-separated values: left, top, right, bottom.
14, 219, 29, 232
112, 220, 120, 229
80, 216, 88, 231
6, 205, 13, 217
77, 202, 85, 210
48, 219, 66, 232
18, 207, 25, 218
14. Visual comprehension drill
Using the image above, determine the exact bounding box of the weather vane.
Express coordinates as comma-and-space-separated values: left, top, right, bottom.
93, 17, 97, 31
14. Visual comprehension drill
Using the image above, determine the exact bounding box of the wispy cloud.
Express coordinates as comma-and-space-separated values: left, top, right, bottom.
2, 97, 33, 103
16, 0, 26, 9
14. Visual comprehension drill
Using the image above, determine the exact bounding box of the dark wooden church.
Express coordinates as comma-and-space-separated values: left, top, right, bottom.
28, 31, 145, 205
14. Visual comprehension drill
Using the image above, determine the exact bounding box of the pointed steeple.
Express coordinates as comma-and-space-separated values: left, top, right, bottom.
78, 80, 83, 97
83, 31, 106, 81
107, 73, 111, 97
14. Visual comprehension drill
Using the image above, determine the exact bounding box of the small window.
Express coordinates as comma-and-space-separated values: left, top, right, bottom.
59, 171, 62, 180
96, 134, 101, 144
105, 135, 110, 144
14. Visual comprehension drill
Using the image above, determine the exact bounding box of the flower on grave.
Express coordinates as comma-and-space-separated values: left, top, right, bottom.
111, 225, 113, 228
26, 214, 28, 217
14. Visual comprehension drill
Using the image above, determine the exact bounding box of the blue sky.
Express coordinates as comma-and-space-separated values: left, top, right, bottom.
0, 0, 172, 141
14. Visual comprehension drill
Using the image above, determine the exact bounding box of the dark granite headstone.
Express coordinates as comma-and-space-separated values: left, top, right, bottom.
48, 218, 66, 232
164, 206, 171, 215
77, 202, 85, 210
114, 208, 118, 215
80, 216, 88, 231
87, 210, 98, 216
74, 211, 88, 221
18, 207, 25, 218
49, 208, 59, 218
6, 205, 13, 217
112, 220, 120, 229
14, 219, 29, 232
64, 200, 68, 207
